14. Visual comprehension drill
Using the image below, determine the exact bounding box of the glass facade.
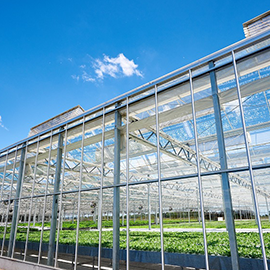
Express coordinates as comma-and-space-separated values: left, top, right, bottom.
1, 30, 270, 270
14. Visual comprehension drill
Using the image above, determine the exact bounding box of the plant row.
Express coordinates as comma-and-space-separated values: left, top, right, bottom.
1, 229, 269, 259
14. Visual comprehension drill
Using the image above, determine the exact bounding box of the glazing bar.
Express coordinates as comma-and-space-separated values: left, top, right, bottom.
154, 85, 165, 270
148, 184, 151, 230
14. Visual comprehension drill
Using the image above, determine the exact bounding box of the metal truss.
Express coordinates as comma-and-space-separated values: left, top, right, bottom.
130, 124, 270, 198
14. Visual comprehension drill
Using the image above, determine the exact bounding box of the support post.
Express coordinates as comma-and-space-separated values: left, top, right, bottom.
113, 105, 121, 270
209, 61, 239, 270
7, 144, 26, 257
47, 129, 63, 266
148, 184, 151, 230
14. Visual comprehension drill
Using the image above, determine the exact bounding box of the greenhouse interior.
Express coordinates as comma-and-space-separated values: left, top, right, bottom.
1, 10, 270, 270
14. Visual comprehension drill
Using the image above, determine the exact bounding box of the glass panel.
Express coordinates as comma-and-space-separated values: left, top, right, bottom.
236, 48, 270, 167
228, 171, 263, 265
75, 190, 100, 269
62, 126, 84, 193
81, 116, 103, 189
128, 88, 155, 104
102, 112, 115, 187
253, 168, 270, 260
101, 187, 114, 268
157, 73, 189, 92
202, 174, 234, 269
216, 65, 249, 168
127, 95, 158, 182
193, 74, 212, 101
129, 183, 162, 269
158, 80, 198, 178
194, 74, 221, 169
0, 151, 17, 257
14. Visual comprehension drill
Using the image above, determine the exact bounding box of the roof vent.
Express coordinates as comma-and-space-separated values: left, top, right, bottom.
243, 10, 270, 38
28, 105, 85, 136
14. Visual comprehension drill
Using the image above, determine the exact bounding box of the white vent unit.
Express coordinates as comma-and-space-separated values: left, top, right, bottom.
243, 10, 270, 38
28, 105, 84, 136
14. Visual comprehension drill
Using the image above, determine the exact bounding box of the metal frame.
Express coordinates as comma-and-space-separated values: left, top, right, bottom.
0, 29, 270, 270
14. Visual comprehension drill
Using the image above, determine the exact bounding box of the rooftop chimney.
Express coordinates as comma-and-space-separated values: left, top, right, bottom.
243, 10, 270, 38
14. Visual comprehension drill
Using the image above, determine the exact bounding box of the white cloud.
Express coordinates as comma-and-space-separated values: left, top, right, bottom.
94, 58, 119, 79
94, 53, 143, 79
72, 53, 142, 83
71, 74, 80, 82
81, 71, 95, 82
0, 116, 8, 130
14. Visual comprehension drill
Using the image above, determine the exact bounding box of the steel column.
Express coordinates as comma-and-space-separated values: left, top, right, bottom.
113, 104, 121, 270
47, 129, 64, 266
7, 144, 26, 257
55, 127, 68, 267
126, 97, 130, 270
98, 108, 105, 270
148, 184, 151, 230
209, 61, 239, 270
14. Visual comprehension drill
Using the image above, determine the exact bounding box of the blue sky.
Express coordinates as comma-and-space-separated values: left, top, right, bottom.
0, 1, 268, 150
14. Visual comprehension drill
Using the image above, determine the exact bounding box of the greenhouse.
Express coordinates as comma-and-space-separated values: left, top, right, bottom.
1, 11, 270, 270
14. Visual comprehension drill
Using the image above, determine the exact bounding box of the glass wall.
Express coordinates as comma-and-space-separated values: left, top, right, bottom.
0, 32, 270, 270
